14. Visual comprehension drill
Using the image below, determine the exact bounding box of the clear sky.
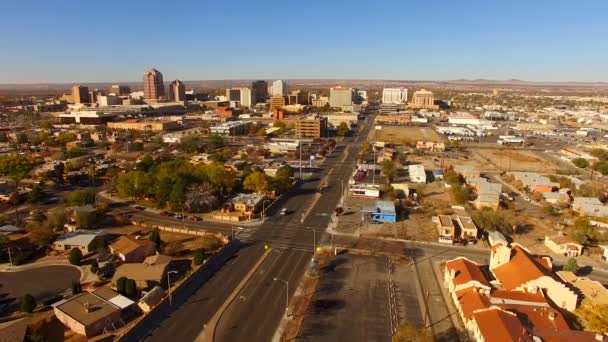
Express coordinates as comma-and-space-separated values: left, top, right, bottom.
1, 0, 607, 83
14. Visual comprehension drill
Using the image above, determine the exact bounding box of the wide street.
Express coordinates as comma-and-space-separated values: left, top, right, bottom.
136, 114, 373, 342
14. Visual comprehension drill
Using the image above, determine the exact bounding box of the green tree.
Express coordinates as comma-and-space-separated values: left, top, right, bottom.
594, 161, 608, 175
116, 277, 127, 295
243, 171, 268, 193
563, 258, 578, 273
56, 132, 77, 145
451, 184, 474, 204
443, 169, 462, 185
68, 248, 83, 266
90, 262, 99, 274
27, 184, 45, 203
572, 158, 590, 168
590, 148, 608, 161
75, 208, 97, 229
472, 209, 514, 234
20, 294, 36, 313
336, 122, 349, 137
67, 189, 97, 206
193, 250, 205, 266
209, 134, 224, 149
16, 133, 29, 145
571, 217, 593, 244
272, 165, 294, 194
71, 280, 82, 294
0, 154, 37, 187
577, 299, 608, 333
380, 159, 397, 183
124, 279, 137, 297
149, 228, 162, 251
136, 154, 156, 172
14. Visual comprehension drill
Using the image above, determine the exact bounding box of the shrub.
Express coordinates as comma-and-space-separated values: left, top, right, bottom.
116, 276, 127, 295
68, 248, 83, 266
193, 251, 205, 266
20, 294, 36, 313
563, 258, 579, 273
124, 279, 137, 298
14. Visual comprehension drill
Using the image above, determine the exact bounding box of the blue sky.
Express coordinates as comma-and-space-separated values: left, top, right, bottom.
0, 0, 607, 83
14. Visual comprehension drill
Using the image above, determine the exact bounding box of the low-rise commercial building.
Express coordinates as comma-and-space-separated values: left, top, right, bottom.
210, 121, 250, 136
294, 117, 328, 138
408, 164, 426, 183
107, 119, 180, 132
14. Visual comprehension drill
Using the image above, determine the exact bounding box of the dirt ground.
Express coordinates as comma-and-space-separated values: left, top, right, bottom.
336, 182, 452, 242
372, 126, 441, 143
471, 148, 562, 173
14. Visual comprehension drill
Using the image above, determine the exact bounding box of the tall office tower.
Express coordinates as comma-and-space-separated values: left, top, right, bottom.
251, 80, 268, 104
89, 89, 103, 104
143, 68, 165, 100
329, 86, 353, 108
72, 85, 90, 104
169, 80, 186, 102
110, 84, 131, 96
272, 80, 287, 96
226, 88, 253, 108
382, 88, 408, 104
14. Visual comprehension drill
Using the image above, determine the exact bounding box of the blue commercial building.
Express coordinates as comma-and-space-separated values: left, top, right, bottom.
361, 200, 397, 223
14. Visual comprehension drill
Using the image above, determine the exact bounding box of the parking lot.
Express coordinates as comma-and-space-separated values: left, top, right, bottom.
297, 254, 424, 342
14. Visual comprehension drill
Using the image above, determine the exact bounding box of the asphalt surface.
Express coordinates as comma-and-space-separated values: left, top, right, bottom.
0, 265, 80, 309
141, 116, 374, 342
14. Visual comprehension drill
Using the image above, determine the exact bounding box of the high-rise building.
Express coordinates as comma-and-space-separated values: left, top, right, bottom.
270, 95, 286, 112
110, 85, 131, 96
226, 88, 253, 108
295, 116, 328, 138
409, 89, 438, 109
251, 80, 268, 104
72, 85, 90, 104
143, 68, 165, 100
89, 89, 103, 104
382, 88, 408, 104
272, 80, 287, 96
169, 80, 186, 102
288, 90, 309, 105
329, 87, 353, 108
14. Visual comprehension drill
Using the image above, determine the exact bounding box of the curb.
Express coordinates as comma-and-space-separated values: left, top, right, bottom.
197, 247, 273, 341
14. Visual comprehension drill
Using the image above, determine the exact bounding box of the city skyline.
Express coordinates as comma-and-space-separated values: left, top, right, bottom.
1, 0, 607, 83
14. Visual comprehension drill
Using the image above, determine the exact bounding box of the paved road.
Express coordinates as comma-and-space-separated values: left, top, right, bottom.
141, 116, 375, 342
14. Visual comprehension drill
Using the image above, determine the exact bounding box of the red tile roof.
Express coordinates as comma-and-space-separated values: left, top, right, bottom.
493, 245, 552, 290
534, 329, 606, 342
445, 257, 490, 288
474, 307, 533, 342
456, 287, 490, 320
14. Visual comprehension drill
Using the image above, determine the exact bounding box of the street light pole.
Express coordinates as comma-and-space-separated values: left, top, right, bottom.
274, 277, 289, 314
262, 199, 271, 218
167, 270, 178, 306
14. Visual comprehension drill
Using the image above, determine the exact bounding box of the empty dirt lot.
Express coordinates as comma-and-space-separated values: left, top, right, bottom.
372, 126, 441, 143
471, 148, 562, 172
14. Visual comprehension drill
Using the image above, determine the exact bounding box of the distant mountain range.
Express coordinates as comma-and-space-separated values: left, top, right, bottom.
1, 79, 608, 94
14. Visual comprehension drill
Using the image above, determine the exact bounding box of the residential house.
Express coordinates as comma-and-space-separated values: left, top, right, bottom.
361, 200, 396, 223
543, 192, 570, 205
223, 193, 266, 219
508, 172, 558, 193
137, 286, 165, 313
109, 235, 156, 263
572, 197, 608, 218
53, 288, 133, 338
457, 216, 478, 239
488, 231, 508, 247
408, 164, 426, 183
435, 215, 456, 242
544, 233, 583, 257
473, 194, 500, 211
52, 230, 106, 254
112, 254, 172, 291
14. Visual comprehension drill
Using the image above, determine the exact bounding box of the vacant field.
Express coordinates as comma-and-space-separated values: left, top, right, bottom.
373, 126, 441, 143
472, 149, 561, 172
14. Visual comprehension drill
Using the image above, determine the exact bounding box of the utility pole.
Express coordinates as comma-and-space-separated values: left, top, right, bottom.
299, 139, 303, 179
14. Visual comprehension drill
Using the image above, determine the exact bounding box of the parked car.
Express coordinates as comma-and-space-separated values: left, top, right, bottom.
175, 214, 183, 219
188, 215, 202, 221
280, 208, 288, 216
160, 211, 170, 216
134, 205, 145, 210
